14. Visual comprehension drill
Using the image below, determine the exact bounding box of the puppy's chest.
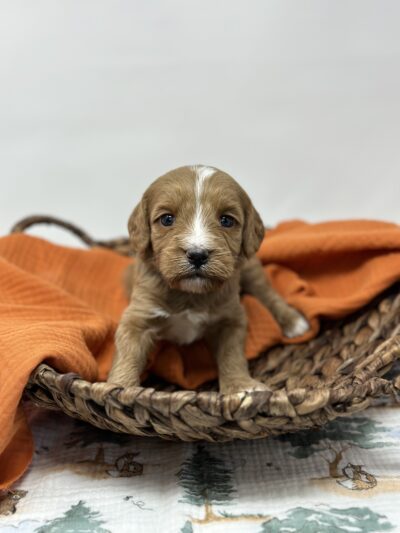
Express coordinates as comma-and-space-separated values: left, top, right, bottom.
160, 309, 217, 345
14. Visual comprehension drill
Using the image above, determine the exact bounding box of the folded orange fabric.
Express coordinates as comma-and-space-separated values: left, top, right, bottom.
1, 219, 400, 489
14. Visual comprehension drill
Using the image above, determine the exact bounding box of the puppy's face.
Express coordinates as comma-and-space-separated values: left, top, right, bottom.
128, 166, 264, 293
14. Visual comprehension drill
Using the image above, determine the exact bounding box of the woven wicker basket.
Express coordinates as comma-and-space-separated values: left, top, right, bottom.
13, 216, 400, 442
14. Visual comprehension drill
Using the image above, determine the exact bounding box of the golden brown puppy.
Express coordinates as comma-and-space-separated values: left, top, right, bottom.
108, 165, 309, 393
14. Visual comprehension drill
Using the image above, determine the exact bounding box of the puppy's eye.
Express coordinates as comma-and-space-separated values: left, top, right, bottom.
220, 215, 235, 228
160, 214, 175, 227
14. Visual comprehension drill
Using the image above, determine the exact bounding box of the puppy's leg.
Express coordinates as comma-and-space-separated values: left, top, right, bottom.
208, 306, 270, 394
107, 305, 156, 387
241, 256, 309, 338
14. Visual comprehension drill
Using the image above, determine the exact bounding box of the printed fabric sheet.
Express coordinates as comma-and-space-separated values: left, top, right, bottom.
1, 394, 400, 533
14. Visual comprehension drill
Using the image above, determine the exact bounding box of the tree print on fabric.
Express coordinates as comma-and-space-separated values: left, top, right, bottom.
177, 444, 235, 515
177, 445, 268, 526
277, 416, 391, 479
35, 500, 110, 533
180, 521, 193, 533
259, 506, 394, 532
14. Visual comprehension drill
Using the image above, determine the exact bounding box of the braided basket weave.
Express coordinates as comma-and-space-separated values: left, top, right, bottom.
13, 216, 400, 442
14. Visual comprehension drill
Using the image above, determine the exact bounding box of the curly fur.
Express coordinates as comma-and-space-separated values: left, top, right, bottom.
108, 165, 309, 393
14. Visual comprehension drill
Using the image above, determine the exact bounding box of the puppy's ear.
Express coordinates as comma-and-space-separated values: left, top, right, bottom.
242, 203, 265, 258
128, 197, 151, 257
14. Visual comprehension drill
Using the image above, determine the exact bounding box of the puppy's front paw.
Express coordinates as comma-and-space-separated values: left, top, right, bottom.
281, 308, 310, 339
219, 378, 271, 395
106, 372, 141, 388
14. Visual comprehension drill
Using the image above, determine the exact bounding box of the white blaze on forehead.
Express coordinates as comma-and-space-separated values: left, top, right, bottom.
196, 165, 216, 181
185, 165, 216, 249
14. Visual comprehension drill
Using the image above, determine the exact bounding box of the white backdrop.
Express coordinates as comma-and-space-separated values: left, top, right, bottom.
1, 1, 399, 245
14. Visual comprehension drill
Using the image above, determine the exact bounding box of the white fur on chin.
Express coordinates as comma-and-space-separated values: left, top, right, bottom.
179, 276, 211, 293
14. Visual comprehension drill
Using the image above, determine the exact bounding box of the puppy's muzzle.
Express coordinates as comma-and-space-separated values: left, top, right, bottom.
186, 247, 209, 269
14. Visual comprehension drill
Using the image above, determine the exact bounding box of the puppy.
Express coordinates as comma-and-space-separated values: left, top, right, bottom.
108, 165, 309, 394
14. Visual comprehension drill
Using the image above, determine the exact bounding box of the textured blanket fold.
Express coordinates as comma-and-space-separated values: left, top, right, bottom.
1, 219, 400, 489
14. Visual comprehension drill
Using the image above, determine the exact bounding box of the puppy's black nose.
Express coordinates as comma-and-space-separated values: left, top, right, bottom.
186, 248, 209, 268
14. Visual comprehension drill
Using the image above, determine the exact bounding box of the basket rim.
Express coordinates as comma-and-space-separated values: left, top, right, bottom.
27, 332, 400, 421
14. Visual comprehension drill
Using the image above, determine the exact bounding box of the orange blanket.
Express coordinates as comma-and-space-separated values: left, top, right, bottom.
1, 219, 400, 489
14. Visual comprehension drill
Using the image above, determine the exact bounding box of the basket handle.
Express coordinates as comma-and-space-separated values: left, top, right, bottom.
10, 215, 132, 256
